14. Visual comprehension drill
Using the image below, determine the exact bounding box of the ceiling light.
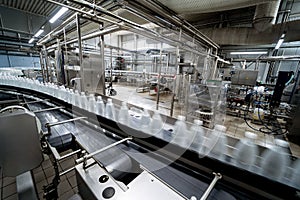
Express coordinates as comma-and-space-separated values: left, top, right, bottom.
33, 29, 44, 38
275, 38, 284, 50
274, 33, 286, 50
230, 51, 268, 55
49, 7, 68, 24
120, 55, 132, 58
150, 54, 167, 57
28, 38, 35, 44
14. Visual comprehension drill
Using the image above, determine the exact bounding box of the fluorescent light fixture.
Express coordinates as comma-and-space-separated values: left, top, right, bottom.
230, 51, 268, 55
33, 29, 44, 38
150, 54, 167, 57
275, 38, 284, 50
28, 38, 35, 44
49, 7, 68, 23
121, 55, 132, 58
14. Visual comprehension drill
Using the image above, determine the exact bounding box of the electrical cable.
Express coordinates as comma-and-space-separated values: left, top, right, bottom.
257, 95, 288, 135
243, 101, 261, 132
243, 93, 287, 135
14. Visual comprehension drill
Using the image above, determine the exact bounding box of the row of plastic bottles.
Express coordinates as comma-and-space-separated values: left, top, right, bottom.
1, 74, 299, 188
170, 115, 300, 188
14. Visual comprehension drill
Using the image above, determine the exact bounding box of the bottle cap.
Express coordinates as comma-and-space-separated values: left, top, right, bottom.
177, 115, 186, 121
81, 92, 85, 95
245, 131, 257, 140
89, 93, 94, 97
214, 124, 227, 132
96, 96, 102, 101
194, 119, 203, 126
107, 98, 113, 103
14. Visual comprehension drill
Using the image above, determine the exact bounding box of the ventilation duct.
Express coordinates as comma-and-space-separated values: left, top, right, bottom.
253, 0, 281, 32
157, 0, 280, 14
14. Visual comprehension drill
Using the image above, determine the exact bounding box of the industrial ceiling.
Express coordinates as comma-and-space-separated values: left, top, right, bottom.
0, 0, 300, 55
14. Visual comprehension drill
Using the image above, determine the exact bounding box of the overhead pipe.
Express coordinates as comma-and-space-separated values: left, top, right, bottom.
66, 0, 213, 53
253, 0, 281, 32
66, 0, 159, 36
38, 13, 77, 45
123, 5, 209, 50
45, 25, 121, 51
126, 0, 219, 49
43, 0, 209, 56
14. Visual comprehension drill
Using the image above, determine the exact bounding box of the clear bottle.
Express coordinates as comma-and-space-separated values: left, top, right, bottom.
141, 109, 151, 129
208, 124, 228, 161
148, 112, 163, 135
74, 90, 80, 107
80, 92, 88, 110
129, 107, 143, 129
68, 89, 74, 104
105, 98, 116, 120
190, 120, 204, 153
95, 96, 105, 116
88, 94, 96, 113
260, 139, 290, 181
118, 102, 129, 124
172, 115, 189, 148
232, 131, 258, 170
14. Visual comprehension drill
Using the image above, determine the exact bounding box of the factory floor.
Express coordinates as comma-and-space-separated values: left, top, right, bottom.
110, 83, 300, 158
0, 151, 79, 200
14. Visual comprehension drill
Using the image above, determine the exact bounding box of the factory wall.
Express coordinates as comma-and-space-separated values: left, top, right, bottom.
0, 55, 40, 68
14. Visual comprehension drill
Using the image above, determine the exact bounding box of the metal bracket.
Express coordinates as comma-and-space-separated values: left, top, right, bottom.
20, 99, 49, 105
33, 106, 64, 113
76, 137, 133, 169
200, 172, 222, 200
45, 116, 87, 135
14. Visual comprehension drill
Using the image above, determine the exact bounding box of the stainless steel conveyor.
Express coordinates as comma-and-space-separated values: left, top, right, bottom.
0, 86, 300, 200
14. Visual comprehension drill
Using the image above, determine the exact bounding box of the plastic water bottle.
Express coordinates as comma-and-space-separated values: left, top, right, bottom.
141, 109, 151, 129
190, 120, 204, 153
208, 125, 227, 161
80, 92, 88, 110
129, 107, 143, 129
105, 98, 116, 120
232, 131, 258, 170
291, 159, 300, 189
260, 139, 290, 181
172, 115, 189, 148
74, 90, 80, 107
118, 102, 129, 124
148, 112, 163, 135
88, 94, 96, 113
95, 96, 105, 116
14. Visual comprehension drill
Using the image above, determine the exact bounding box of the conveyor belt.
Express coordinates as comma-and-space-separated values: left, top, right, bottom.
1, 86, 299, 200
22, 96, 239, 199
25, 98, 134, 180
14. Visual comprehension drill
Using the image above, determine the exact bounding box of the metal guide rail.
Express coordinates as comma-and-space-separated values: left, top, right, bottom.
0, 85, 300, 200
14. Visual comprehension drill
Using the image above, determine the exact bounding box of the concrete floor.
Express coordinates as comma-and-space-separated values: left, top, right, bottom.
110, 84, 300, 158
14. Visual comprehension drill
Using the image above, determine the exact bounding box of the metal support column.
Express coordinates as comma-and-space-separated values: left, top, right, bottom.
156, 42, 163, 110
43, 45, 50, 82
100, 23, 106, 95
39, 51, 46, 83
76, 14, 84, 92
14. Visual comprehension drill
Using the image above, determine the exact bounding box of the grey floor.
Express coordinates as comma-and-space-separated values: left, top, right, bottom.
0, 150, 79, 200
